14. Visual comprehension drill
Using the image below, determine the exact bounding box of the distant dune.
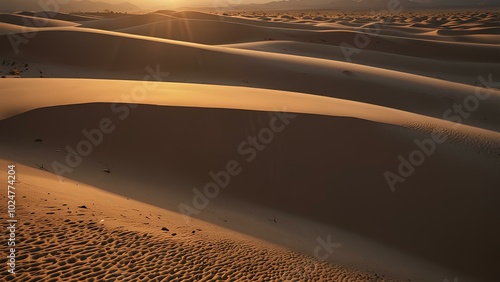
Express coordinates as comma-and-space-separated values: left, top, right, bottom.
0, 8, 499, 282
1, 0, 141, 13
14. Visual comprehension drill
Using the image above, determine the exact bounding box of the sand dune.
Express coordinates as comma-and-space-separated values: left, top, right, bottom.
117, 19, 282, 45
89, 13, 500, 56
222, 40, 500, 85
0, 13, 79, 27
0, 22, 38, 35
81, 13, 178, 30
1, 8, 499, 282
162, 10, 333, 30
16, 11, 101, 22
169, 10, 234, 21
1, 27, 499, 133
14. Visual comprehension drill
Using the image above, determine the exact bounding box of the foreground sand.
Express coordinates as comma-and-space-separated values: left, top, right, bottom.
1, 8, 499, 282
1, 161, 381, 282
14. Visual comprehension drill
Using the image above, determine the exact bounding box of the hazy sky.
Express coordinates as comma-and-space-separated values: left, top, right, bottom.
1, 0, 499, 11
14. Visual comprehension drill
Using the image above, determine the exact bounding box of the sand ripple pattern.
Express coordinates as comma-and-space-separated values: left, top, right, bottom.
1, 215, 378, 282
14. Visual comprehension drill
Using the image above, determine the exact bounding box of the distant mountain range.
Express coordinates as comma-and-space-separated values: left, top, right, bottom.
231, 0, 500, 11
1, 0, 141, 13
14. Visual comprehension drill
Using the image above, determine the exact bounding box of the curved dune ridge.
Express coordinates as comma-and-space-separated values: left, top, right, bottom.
0, 13, 79, 27
1, 78, 500, 151
0, 8, 499, 282
1, 27, 500, 132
